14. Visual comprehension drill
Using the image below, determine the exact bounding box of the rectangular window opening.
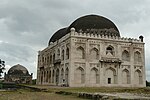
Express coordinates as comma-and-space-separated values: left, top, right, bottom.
108, 78, 111, 84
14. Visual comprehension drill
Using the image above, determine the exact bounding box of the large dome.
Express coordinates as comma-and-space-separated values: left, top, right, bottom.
8, 64, 29, 75
49, 14, 120, 45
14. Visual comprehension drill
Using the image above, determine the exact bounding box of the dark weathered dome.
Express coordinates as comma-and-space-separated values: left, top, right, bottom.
67, 15, 119, 33
48, 14, 120, 45
49, 27, 68, 43
8, 64, 29, 75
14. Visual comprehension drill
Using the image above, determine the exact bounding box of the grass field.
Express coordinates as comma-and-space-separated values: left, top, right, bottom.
0, 89, 86, 100
31, 85, 150, 95
1, 85, 150, 100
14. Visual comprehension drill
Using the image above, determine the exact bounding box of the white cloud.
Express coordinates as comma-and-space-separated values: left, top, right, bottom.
0, 0, 150, 81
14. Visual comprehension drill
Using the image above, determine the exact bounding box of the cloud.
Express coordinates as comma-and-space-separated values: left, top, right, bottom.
0, 0, 150, 80
0, 42, 37, 78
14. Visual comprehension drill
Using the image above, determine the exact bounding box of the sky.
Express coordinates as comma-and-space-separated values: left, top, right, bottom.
0, 0, 150, 80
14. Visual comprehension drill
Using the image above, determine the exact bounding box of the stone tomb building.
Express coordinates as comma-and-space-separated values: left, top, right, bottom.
4, 64, 32, 84
36, 15, 146, 87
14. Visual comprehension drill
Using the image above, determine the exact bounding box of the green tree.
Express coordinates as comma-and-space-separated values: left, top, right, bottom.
0, 59, 5, 78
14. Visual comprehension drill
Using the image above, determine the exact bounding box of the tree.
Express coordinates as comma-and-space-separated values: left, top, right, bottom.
0, 59, 5, 78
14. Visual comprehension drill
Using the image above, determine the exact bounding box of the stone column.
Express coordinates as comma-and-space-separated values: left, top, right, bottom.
142, 45, 146, 87
42, 71, 44, 84
85, 39, 90, 86
100, 62, 104, 86
130, 44, 134, 86
117, 63, 122, 85
69, 37, 75, 87
51, 69, 53, 84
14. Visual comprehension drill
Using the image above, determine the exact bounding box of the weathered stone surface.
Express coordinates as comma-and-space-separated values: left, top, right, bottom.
37, 14, 145, 88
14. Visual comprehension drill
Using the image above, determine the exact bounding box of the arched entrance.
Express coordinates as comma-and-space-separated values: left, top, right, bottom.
105, 67, 117, 84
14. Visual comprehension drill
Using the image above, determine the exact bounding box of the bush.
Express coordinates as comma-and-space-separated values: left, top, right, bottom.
32, 79, 36, 85
146, 80, 150, 87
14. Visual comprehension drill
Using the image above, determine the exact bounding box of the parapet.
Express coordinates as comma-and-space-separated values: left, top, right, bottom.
70, 27, 143, 43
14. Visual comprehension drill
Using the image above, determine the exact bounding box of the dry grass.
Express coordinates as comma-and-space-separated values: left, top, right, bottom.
2, 85, 150, 100
30, 85, 150, 94
0, 89, 86, 100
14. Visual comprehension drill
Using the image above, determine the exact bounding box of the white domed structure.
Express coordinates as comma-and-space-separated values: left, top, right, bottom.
37, 14, 145, 87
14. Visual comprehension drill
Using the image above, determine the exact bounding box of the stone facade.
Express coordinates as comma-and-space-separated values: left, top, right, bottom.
36, 15, 146, 87
4, 64, 32, 84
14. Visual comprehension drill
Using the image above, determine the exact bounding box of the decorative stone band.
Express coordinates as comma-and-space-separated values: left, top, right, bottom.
100, 57, 122, 63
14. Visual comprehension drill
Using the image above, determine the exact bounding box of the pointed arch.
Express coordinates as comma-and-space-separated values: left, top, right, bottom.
134, 69, 142, 84
122, 69, 130, 84
52, 70, 55, 83
90, 48, 99, 60
105, 67, 117, 84
66, 47, 69, 59
50, 55, 52, 64
61, 68, 64, 83
61, 49, 64, 60
134, 51, 142, 63
122, 50, 130, 61
75, 67, 85, 84
76, 46, 85, 59
90, 67, 99, 84
47, 56, 50, 65
57, 49, 60, 58
56, 69, 59, 85
53, 53, 55, 63
106, 45, 114, 55
65, 67, 69, 85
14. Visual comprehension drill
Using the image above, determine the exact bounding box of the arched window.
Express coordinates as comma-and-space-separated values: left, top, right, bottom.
122, 69, 130, 84
75, 67, 85, 84
52, 70, 55, 83
76, 46, 85, 59
42, 56, 44, 63
134, 70, 142, 84
53, 53, 55, 63
61, 50, 64, 60
44, 57, 47, 64
66, 47, 69, 59
106, 45, 114, 56
90, 48, 99, 60
47, 56, 49, 65
122, 50, 130, 61
57, 49, 60, 58
50, 55, 52, 64
134, 51, 142, 63
90, 68, 99, 84
61, 68, 64, 83
65, 68, 69, 85
56, 69, 59, 85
